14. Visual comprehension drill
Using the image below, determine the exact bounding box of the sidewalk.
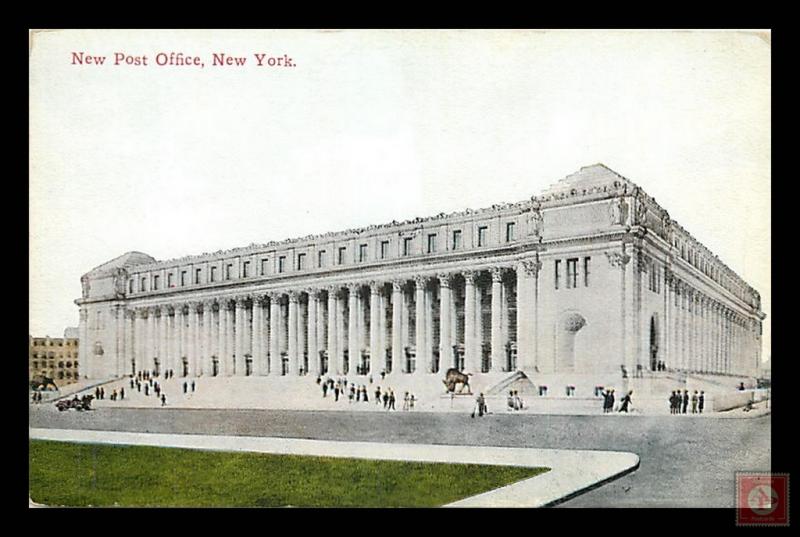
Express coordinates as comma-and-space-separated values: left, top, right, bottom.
29, 428, 639, 508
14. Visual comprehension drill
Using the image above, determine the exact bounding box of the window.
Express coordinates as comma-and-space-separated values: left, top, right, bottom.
555, 260, 561, 290
566, 258, 578, 289
195, 268, 202, 284
168, 273, 174, 287
32, 361, 38, 369
427, 234, 437, 254
210, 266, 218, 282
506, 222, 516, 242
140, 277, 146, 292
225, 264, 233, 280
403, 237, 413, 256
153, 275, 160, 290
261, 258, 269, 275
338, 247, 347, 265
181, 270, 187, 286
297, 253, 306, 270
243, 261, 250, 277
649, 265, 661, 294
318, 250, 326, 268
477, 226, 488, 247
583, 257, 591, 287
129, 280, 134, 293
278, 256, 286, 273
452, 230, 462, 250
359, 244, 368, 262
380, 241, 389, 260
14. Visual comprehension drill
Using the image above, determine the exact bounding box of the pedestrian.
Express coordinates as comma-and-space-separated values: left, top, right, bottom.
130, 378, 134, 390
375, 387, 381, 404
691, 391, 698, 413
472, 393, 486, 418
349, 385, 355, 404
403, 392, 410, 411
334, 385, 340, 402
161, 393, 166, 406
682, 390, 689, 414
698, 391, 705, 414
120, 387, 125, 400
389, 390, 396, 410
183, 382, 188, 394
668, 391, 675, 414
95, 387, 100, 399
514, 390, 523, 410
608, 389, 615, 412
137, 380, 141, 392
316, 375, 322, 385
144, 384, 149, 396
191, 381, 195, 392
409, 393, 415, 410
111, 389, 117, 401
507, 390, 515, 411
362, 386, 368, 403
383, 390, 389, 409
356, 386, 361, 402
381, 370, 386, 380
322, 382, 328, 397
618, 390, 633, 413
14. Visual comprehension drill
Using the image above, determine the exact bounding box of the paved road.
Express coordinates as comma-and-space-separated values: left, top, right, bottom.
29, 406, 770, 507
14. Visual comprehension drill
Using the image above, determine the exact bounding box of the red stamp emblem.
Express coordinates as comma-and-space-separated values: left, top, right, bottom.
736, 472, 790, 526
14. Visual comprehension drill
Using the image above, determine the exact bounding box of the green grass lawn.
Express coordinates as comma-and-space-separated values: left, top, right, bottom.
30, 440, 548, 507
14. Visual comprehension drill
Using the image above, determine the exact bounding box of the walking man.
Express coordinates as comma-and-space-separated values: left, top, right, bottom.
691, 391, 698, 413
618, 390, 633, 413
682, 390, 689, 414
161, 393, 166, 406
698, 391, 705, 414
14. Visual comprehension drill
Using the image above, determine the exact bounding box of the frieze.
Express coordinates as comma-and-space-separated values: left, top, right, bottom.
605, 251, 631, 269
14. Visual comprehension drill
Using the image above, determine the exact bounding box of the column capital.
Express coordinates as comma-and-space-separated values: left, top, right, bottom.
391, 279, 405, 292
438, 273, 451, 288
605, 251, 631, 269
347, 283, 362, 297
136, 307, 149, 319
490, 267, 505, 283
414, 275, 428, 288
369, 281, 382, 295
462, 270, 476, 284
124, 309, 135, 320
519, 257, 542, 277
202, 299, 216, 310
288, 290, 299, 302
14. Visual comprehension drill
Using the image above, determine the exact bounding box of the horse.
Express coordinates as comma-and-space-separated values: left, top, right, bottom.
442, 368, 472, 394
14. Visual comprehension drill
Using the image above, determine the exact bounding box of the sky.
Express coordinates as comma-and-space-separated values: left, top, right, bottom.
29, 29, 770, 361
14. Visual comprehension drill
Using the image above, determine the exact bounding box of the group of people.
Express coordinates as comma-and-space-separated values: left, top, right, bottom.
670, 390, 705, 414
506, 390, 525, 411
601, 389, 634, 413
318, 376, 412, 411
471, 393, 488, 417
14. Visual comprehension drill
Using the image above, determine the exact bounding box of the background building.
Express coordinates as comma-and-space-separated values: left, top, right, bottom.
75, 165, 765, 396
29, 330, 80, 387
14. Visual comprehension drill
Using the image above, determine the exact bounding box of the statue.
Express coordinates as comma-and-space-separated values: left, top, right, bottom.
609, 196, 629, 226
30, 374, 58, 392
442, 368, 472, 394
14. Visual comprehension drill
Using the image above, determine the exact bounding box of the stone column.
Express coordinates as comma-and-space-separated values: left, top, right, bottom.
424, 284, 434, 373
215, 303, 225, 376
316, 291, 326, 375
225, 301, 235, 376
147, 307, 156, 373
78, 308, 89, 378
517, 257, 541, 372
252, 297, 263, 376
377, 288, 387, 374
490, 267, 504, 373
188, 302, 199, 377
125, 310, 135, 376
288, 291, 299, 375
414, 276, 426, 374
308, 290, 319, 376
347, 285, 360, 375
327, 287, 338, 375
369, 283, 380, 376
463, 271, 477, 373
201, 302, 212, 376
391, 280, 403, 375
233, 297, 245, 376
269, 294, 281, 375
438, 274, 452, 371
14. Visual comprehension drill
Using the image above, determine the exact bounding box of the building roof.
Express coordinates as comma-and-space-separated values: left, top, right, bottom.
540, 163, 633, 197
84, 251, 156, 277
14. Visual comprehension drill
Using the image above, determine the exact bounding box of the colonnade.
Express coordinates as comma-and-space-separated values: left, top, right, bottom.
123, 268, 521, 378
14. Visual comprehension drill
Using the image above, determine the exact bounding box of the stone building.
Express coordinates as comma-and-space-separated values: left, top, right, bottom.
29, 330, 80, 387
75, 165, 765, 391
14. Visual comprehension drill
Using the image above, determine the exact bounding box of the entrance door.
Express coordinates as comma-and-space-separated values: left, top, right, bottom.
245, 358, 253, 376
